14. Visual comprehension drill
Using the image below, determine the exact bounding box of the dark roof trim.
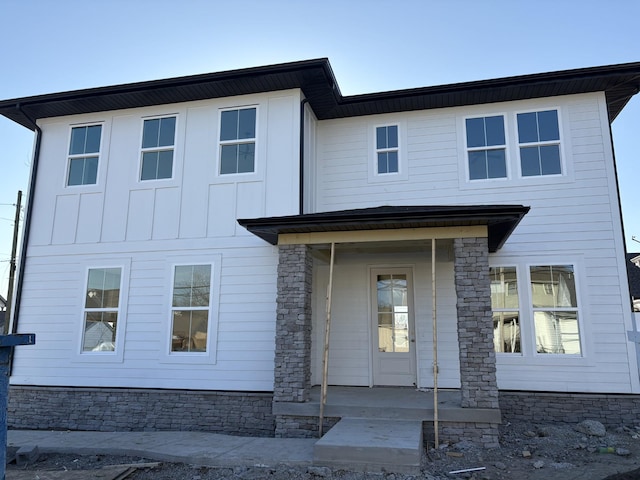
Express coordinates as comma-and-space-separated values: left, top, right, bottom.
238, 205, 530, 252
2, 59, 640, 130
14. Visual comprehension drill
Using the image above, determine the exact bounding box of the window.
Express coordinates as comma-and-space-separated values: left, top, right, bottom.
68, 125, 101, 186
82, 267, 122, 352
376, 125, 399, 174
490, 267, 521, 353
530, 265, 580, 354
219, 107, 256, 174
517, 110, 561, 176
141, 116, 176, 180
171, 264, 212, 353
465, 116, 506, 180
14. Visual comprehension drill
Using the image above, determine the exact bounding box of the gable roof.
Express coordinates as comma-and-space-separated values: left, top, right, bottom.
1, 59, 640, 130
627, 253, 640, 299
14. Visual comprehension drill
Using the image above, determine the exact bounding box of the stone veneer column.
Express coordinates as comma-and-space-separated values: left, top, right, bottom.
273, 244, 313, 404
453, 237, 499, 409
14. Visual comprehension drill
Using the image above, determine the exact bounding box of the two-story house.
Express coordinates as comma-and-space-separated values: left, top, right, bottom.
1, 59, 640, 455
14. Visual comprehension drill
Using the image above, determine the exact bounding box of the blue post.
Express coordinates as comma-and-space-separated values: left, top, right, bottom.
0, 334, 35, 480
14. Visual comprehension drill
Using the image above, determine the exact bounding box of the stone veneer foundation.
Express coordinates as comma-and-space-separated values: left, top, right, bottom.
8, 386, 274, 436
500, 391, 640, 427
9, 386, 640, 441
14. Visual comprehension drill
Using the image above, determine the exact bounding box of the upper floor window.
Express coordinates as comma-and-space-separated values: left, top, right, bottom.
141, 116, 176, 180
82, 267, 122, 352
465, 116, 506, 180
219, 107, 256, 175
517, 110, 561, 176
376, 125, 399, 174
68, 125, 102, 186
171, 264, 212, 353
490, 266, 521, 354
530, 265, 580, 355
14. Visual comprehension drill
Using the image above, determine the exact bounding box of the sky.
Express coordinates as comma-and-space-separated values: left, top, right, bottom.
1, 0, 639, 297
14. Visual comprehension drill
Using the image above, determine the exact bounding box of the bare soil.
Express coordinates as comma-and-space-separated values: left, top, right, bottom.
7, 421, 640, 479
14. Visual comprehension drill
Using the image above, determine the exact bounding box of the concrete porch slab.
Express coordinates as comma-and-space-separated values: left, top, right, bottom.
273, 386, 501, 424
313, 417, 423, 473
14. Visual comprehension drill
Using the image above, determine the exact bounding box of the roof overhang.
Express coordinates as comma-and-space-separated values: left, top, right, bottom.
2, 59, 640, 130
238, 205, 530, 253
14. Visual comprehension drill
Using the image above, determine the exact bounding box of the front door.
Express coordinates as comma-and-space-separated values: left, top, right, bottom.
371, 268, 416, 386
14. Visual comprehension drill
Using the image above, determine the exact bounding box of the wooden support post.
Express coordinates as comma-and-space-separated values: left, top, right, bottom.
432, 238, 439, 448
319, 242, 335, 437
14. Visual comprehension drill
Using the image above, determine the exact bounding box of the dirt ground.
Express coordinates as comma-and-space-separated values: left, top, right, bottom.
6, 420, 640, 479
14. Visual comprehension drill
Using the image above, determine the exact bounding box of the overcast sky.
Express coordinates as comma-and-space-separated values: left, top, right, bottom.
1, 0, 639, 296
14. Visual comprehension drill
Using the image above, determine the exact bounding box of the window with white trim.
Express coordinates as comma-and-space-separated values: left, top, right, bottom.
376, 125, 399, 174
171, 264, 212, 353
517, 110, 561, 176
141, 116, 176, 180
465, 115, 507, 180
82, 267, 122, 352
530, 265, 580, 354
68, 125, 102, 186
490, 266, 521, 353
219, 107, 256, 174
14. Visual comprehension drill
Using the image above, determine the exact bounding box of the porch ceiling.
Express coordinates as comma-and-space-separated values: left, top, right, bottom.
237, 205, 529, 252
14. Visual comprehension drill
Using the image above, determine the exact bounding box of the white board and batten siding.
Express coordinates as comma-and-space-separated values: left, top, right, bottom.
12, 90, 303, 391
312, 92, 640, 394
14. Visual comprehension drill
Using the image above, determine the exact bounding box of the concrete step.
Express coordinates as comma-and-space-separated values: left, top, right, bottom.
313, 418, 423, 473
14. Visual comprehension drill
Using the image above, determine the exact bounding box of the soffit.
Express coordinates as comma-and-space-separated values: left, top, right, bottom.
2, 59, 640, 130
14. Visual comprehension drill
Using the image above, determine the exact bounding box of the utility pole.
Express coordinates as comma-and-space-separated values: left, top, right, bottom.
4, 191, 22, 335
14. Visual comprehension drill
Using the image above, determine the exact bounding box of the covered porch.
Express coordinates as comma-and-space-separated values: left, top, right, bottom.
239, 205, 528, 448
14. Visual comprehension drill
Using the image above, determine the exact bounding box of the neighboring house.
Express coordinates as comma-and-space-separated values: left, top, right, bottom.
627, 253, 640, 312
1, 59, 640, 450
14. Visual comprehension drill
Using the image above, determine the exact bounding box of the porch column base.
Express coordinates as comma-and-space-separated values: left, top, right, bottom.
275, 414, 340, 438
426, 421, 500, 449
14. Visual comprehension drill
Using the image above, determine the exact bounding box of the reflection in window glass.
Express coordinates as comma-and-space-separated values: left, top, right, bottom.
377, 274, 409, 353
82, 267, 121, 352
530, 265, 580, 354
171, 265, 211, 353
490, 267, 521, 353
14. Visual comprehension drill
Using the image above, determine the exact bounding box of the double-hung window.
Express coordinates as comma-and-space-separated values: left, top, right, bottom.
82, 267, 122, 352
68, 125, 102, 186
465, 116, 507, 180
490, 266, 521, 353
376, 125, 399, 174
530, 265, 580, 354
517, 110, 561, 176
219, 107, 256, 174
171, 264, 212, 353
141, 116, 176, 180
